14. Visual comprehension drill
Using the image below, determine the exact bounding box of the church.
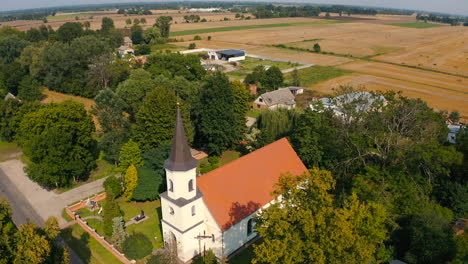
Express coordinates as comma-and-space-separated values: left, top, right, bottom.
160, 108, 308, 262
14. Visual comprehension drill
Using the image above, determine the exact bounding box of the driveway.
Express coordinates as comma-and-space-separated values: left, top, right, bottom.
0, 159, 106, 226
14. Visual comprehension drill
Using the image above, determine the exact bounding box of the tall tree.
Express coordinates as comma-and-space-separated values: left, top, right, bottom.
14, 223, 51, 264
17, 101, 98, 187
17, 76, 42, 102
195, 72, 244, 155
231, 80, 249, 138
115, 69, 155, 117
253, 169, 388, 264
291, 68, 301, 86
263, 66, 284, 90
118, 139, 143, 172
154, 16, 173, 38
0, 35, 30, 64
130, 24, 144, 45
145, 53, 205, 81
103, 195, 122, 237
124, 164, 138, 201
133, 87, 192, 150
101, 17, 115, 33
111, 216, 128, 251
56, 22, 83, 43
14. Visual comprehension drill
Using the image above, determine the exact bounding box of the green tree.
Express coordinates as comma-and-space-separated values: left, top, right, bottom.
133, 87, 192, 150
188, 43, 196, 49
154, 16, 173, 38
125, 18, 132, 25
263, 66, 284, 90
145, 53, 206, 81
253, 168, 388, 264
115, 69, 155, 117
102, 195, 122, 237
0, 198, 16, 263
57, 22, 83, 43
143, 27, 162, 44
195, 72, 244, 155
101, 17, 115, 33
14, 223, 51, 264
103, 176, 123, 198
130, 24, 144, 44
231, 80, 249, 138
123, 233, 153, 260
313, 43, 321, 53
111, 216, 128, 251
244, 65, 266, 85
0, 35, 30, 64
255, 108, 301, 148
0, 61, 26, 95
119, 139, 143, 172
133, 167, 163, 201
124, 164, 138, 201
18, 76, 42, 101
17, 101, 98, 187
291, 68, 301, 86
133, 18, 140, 25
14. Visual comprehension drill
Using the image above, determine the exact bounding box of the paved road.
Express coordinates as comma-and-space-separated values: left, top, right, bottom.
0, 159, 107, 264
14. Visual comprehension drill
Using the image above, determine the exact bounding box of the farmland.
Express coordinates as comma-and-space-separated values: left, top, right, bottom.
389, 22, 446, 28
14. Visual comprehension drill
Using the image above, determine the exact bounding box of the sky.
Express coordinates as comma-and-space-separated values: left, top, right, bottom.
1, 0, 467, 16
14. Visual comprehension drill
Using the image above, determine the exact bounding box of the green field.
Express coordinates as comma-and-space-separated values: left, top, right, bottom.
285, 65, 352, 87
60, 225, 121, 264
47, 14, 90, 20
389, 22, 445, 28
227, 56, 302, 80
170, 21, 350, 37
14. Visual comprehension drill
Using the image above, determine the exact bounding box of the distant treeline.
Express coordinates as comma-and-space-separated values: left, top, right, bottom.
253, 5, 321, 18
416, 13, 467, 25
0, 10, 55, 22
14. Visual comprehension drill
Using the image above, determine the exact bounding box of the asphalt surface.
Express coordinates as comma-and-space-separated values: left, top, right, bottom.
0, 168, 84, 264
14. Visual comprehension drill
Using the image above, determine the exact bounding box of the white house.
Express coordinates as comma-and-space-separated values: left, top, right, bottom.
160, 109, 307, 262
118, 45, 134, 57
207, 49, 245, 62
253, 88, 296, 110
447, 124, 465, 144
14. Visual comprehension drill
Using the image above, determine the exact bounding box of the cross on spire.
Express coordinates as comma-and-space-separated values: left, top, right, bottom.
164, 107, 197, 171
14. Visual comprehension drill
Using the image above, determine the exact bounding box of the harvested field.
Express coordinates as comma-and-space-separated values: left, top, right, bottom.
284, 66, 353, 87
309, 62, 468, 121
248, 47, 353, 66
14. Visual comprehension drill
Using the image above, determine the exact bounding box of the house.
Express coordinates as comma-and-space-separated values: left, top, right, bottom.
310, 91, 386, 118
123, 36, 133, 47
447, 124, 464, 144
253, 88, 296, 110
286, 86, 305, 96
160, 109, 307, 262
207, 49, 245, 62
118, 45, 134, 57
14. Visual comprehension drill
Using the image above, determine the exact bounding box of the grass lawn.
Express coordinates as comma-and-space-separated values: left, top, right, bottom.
150, 43, 187, 53
246, 109, 261, 119
0, 140, 21, 162
170, 21, 349, 36
118, 198, 164, 249
227, 56, 302, 80
285, 65, 352, 87
389, 22, 445, 28
60, 224, 121, 264
86, 218, 105, 236
47, 14, 90, 20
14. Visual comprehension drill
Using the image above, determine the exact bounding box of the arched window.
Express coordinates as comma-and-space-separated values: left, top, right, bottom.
191, 205, 196, 216
169, 207, 174, 215
188, 179, 194, 192
247, 218, 254, 236
169, 180, 174, 192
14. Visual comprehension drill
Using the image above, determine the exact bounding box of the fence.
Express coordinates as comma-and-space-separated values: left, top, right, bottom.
65, 193, 135, 264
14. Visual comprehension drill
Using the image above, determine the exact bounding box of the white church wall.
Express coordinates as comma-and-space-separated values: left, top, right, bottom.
201, 203, 224, 258
161, 195, 206, 232
223, 212, 257, 256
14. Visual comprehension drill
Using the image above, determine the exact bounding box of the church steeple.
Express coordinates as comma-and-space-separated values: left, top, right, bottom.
164, 107, 197, 171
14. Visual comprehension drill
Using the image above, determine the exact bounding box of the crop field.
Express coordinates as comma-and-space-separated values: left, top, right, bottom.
389, 22, 446, 28
46, 14, 90, 20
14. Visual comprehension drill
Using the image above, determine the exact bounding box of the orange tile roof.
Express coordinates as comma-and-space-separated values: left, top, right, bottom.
197, 138, 307, 231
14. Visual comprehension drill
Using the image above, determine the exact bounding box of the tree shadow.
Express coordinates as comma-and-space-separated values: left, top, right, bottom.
223, 201, 261, 230
60, 228, 91, 264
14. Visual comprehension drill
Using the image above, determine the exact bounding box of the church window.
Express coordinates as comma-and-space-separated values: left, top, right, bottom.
247, 218, 254, 236
169, 180, 174, 192
188, 179, 194, 192
191, 205, 196, 216
169, 207, 174, 215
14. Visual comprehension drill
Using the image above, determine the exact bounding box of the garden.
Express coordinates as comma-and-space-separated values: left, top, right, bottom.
226, 56, 302, 80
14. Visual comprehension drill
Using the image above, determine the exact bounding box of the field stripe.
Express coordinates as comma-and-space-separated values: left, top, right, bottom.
170, 21, 350, 36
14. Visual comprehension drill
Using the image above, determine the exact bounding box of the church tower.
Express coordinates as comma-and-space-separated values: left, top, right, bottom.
160, 107, 205, 262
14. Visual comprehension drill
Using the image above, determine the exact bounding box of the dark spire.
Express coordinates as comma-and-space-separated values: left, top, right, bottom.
164, 107, 197, 171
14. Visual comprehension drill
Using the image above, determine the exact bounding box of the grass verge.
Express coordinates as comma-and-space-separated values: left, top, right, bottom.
285, 65, 352, 87
60, 225, 121, 264
0, 141, 21, 162
388, 22, 445, 28
170, 21, 349, 36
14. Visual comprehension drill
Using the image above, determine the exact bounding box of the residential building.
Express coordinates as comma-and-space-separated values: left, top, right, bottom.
207, 49, 245, 62
253, 88, 296, 110
160, 108, 307, 262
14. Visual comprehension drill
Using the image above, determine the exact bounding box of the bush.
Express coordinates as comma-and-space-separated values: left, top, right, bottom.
103, 176, 122, 198
194, 35, 202, 40
201, 18, 207, 22
135, 44, 151, 56
313, 43, 321, 53
123, 233, 153, 260
208, 36, 212, 41
132, 167, 162, 201
188, 43, 196, 49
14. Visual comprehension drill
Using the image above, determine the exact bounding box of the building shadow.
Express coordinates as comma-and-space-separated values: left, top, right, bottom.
223, 201, 261, 230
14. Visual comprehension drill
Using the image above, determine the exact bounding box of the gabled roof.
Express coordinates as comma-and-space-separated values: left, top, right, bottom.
164, 107, 198, 171
124, 36, 132, 43
260, 88, 295, 106
197, 138, 307, 231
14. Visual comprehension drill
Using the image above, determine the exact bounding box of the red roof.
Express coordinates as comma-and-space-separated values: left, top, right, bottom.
197, 138, 307, 231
